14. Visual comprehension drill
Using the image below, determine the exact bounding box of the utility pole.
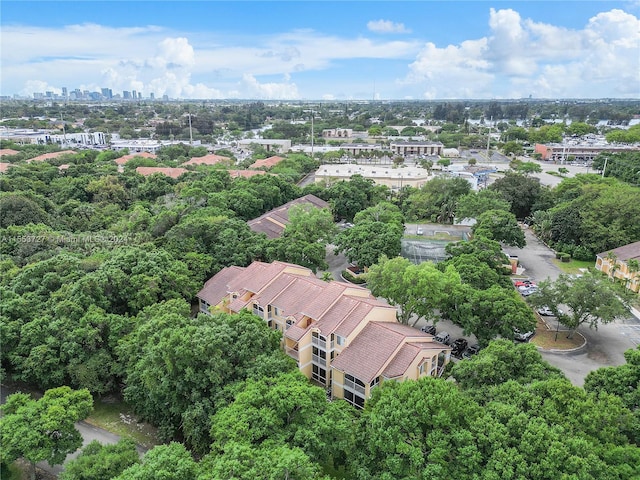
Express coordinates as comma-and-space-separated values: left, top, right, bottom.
602, 157, 608, 178
311, 111, 314, 158
485, 116, 492, 159
188, 113, 193, 145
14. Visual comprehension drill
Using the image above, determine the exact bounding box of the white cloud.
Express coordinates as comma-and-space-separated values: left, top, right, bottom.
401, 8, 640, 99
367, 19, 411, 34
238, 74, 300, 100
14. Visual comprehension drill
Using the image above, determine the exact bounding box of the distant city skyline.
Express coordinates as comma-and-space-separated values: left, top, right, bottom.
1, 1, 639, 101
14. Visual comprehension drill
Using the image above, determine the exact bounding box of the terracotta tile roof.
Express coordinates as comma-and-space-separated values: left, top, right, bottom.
333, 301, 377, 338
247, 194, 330, 238
27, 150, 76, 162
182, 154, 231, 166
58, 164, 71, 171
196, 266, 245, 307
382, 344, 421, 379
285, 325, 307, 341
255, 274, 325, 315
135, 167, 188, 179
331, 322, 446, 384
382, 342, 445, 379
598, 241, 640, 263
0, 149, 20, 157
250, 155, 285, 169
314, 295, 361, 335
115, 152, 157, 165
228, 169, 267, 179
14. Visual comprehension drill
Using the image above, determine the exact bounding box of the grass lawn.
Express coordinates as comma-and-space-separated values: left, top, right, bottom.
531, 318, 585, 350
87, 399, 159, 449
552, 258, 594, 274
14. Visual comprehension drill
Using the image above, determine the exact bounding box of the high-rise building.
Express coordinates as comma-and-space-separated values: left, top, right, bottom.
132, 90, 137, 100
62, 87, 68, 99
123, 91, 131, 99
150, 92, 155, 100
101, 88, 112, 99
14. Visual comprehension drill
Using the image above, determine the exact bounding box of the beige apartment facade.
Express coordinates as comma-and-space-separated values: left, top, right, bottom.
197, 260, 451, 408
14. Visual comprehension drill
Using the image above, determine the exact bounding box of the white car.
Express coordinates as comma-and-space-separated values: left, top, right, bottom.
514, 328, 535, 342
537, 306, 564, 316
416, 227, 424, 235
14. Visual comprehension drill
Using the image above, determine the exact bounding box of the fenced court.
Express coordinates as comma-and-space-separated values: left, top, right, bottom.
401, 224, 470, 264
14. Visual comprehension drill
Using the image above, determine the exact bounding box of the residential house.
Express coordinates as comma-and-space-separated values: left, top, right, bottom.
135, 166, 188, 179
182, 154, 231, 166
247, 194, 330, 238
27, 150, 76, 162
196, 260, 451, 408
596, 241, 640, 293
249, 155, 285, 169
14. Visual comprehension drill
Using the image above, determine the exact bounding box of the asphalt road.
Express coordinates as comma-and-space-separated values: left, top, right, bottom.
503, 227, 640, 386
1, 383, 145, 477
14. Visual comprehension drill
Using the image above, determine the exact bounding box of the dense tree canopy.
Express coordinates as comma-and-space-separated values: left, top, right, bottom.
1, 387, 93, 480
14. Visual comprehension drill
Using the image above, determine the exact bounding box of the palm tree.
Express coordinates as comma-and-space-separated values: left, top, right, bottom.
605, 251, 619, 282
626, 259, 640, 292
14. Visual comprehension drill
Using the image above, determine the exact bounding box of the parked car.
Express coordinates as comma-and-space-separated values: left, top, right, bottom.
434, 331, 451, 345
421, 324, 436, 335
537, 306, 564, 316
451, 338, 468, 358
519, 286, 538, 297
514, 328, 535, 342
416, 227, 424, 235
462, 344, 480, 359
514, 280, 536, 288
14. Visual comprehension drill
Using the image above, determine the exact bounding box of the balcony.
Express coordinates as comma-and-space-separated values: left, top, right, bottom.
285, 346, 299, 361
312, 335, 327, 350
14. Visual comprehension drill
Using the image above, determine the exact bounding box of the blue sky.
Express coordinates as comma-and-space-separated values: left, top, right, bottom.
1, 1, 639, 100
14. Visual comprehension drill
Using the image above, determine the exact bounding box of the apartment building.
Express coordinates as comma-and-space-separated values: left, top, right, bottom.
595, 241, 640, 294
196, 260, 451, 408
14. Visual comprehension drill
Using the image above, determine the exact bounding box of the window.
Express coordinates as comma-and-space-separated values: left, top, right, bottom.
312, 364, 327, 383
336, 335, 346, 346
252, 304, 264, 317
344, 389, 365, 409
370, 377, 380, 389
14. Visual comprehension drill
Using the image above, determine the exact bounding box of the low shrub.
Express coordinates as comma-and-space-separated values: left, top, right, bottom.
342, 269, 367, 284
561, 253, 571, 263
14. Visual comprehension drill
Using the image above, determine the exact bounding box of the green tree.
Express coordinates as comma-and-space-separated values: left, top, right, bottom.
0, 387, 93, 480
199, 442, 326, 480
351, 377, 483, 479
528, 272, 631, 338
113, 443, 197, 480
472, 209, 526, 247
489, 171, 543, 219
444, 285, 536, 346
403, 176, 471, 223
334, 221, 403, 268
510, 159, 542, 175
209, 372, 356, 468
456, 189, 511, 221
0, 194, 50, 228
60, 439, 140, 480
367, 256, 461, 326
119, 303, 290, 454
353, 201, 404, 226
450, 339, 564, 390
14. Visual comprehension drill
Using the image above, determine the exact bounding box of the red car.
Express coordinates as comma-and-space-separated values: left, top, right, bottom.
514, 280, 536, 288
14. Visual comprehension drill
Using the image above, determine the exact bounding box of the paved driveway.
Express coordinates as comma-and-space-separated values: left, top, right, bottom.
503, 227, 639, 386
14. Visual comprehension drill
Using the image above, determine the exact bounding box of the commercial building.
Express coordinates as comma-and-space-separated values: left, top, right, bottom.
196, 260, 451, 408
534, 142, 639, 163
390, 141, 444, 157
